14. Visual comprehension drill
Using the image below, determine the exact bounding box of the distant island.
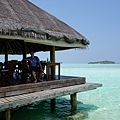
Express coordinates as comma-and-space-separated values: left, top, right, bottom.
88, 60, 115, 64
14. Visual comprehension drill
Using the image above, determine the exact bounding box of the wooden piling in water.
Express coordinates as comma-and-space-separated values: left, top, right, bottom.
51, 98, 56, 112
2, 109, 11, 120
70, 93, 77, 112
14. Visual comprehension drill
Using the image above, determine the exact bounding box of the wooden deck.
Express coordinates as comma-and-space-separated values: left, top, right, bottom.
0, 83, 101, 112
0, 76, 102, 112
0, 76, 102, 120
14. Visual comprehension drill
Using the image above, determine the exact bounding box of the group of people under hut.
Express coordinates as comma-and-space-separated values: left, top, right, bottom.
0, 50, 45, 87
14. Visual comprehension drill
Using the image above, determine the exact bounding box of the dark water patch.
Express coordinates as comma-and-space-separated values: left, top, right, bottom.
77, 102, 99, 112
55, 98, 98, 120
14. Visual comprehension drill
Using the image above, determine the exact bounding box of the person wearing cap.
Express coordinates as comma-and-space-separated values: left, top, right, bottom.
24, 50, 43, 83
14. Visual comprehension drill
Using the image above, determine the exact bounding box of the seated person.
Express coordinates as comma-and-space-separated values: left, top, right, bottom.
24, 50, 43, 83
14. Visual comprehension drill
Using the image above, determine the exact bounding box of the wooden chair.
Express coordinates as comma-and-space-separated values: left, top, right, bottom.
21, 60, 31, 83
0, 60, 17, 86
0, 62, 4, 86
0, 62, 3, 70
4, 61, 10, 69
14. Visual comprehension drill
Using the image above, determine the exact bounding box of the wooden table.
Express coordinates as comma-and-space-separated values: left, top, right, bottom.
42, 62, 61, 80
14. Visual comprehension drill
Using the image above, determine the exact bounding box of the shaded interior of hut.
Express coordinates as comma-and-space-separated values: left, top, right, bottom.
0, 40, 62, 87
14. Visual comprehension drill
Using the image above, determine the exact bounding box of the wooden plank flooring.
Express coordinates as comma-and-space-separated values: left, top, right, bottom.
0, 83, 102, 112
0, 77, 86, 97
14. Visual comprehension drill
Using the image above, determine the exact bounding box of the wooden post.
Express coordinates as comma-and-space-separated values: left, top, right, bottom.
22, 41, 27, 59
2, 109, 11, 120
50, 46, 55, 63
50, 47, 56, 112
70, 93, 77, 113
51, 98, 56, 113
5, 41, 8, 63
50, 46, 55, 79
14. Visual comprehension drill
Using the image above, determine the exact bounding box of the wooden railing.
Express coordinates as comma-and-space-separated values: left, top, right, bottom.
0, 77, 86, 98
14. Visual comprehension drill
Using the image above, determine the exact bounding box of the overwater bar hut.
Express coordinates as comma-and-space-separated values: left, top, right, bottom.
0, 0, 102, 120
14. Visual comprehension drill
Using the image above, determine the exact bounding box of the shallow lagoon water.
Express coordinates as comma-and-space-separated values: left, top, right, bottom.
11, 64, 120, 120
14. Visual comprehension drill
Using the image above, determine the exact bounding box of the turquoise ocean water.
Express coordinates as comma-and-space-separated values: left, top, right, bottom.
11, 64, 120, 120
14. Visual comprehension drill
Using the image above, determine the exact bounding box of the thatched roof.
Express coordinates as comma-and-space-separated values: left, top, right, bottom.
0, 0, 90, 54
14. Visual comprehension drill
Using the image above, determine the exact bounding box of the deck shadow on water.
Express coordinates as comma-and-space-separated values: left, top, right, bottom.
10, 97, 99, 120
55, 97, 99, 120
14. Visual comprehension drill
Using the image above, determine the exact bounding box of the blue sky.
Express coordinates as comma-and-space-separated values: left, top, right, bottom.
1, 0, 120, 63
29, 0, 120, 63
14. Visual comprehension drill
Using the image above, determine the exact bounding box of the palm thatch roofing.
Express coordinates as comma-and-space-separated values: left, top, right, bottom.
0, 0, 90, 54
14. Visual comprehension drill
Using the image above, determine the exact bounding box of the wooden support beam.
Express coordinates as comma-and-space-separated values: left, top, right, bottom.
70, 93, 77, 113
5, 41, 8, 63
50, 46, 55, 79
50, 98, 56, 112
50, 46, 55, 62
22, 41, 27, 59
2, 109, 11, 120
